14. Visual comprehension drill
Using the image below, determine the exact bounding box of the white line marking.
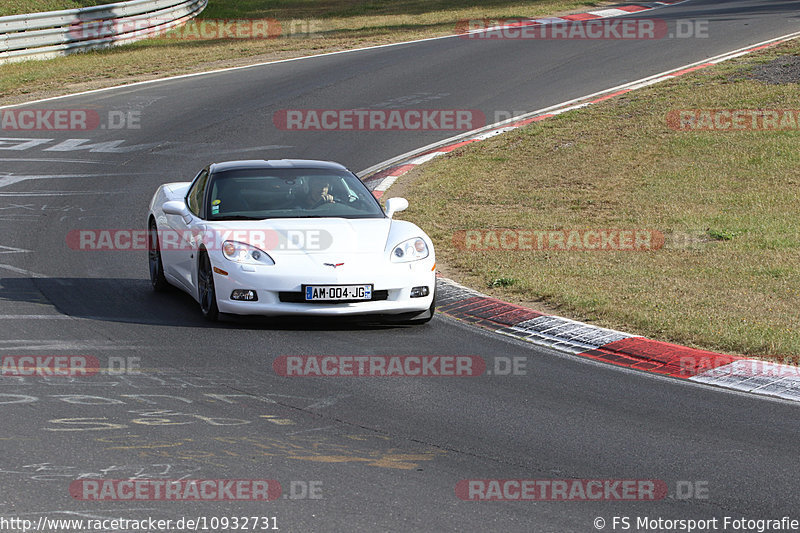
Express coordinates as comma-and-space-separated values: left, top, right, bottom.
0, 340, 139, 349
0, 191, 121, 196
0, 173, 149, 189
214, 145, 294, 154
587, 8, 631, 17
0, 315, 72, 319
530, 18, 567, 25
0, 158, 110, 164
0, 245, 31, 254
0, 264, 46, 277
407, 152, 444, 165
373, 175, 400, 192
691, 360, 800, 401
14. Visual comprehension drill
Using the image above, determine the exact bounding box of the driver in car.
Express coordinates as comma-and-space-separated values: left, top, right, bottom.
301, 176, 336, 208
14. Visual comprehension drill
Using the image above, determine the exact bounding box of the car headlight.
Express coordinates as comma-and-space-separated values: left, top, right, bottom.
222, 241, 274, 265
391, 237, 429, 263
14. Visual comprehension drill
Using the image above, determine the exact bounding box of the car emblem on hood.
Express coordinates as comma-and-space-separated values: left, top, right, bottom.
323, 262, 345, 268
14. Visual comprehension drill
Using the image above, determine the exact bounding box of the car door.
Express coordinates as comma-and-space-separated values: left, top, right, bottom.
164, 168, 210, 293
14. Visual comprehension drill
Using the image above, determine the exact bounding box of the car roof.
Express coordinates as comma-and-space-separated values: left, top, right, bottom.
209, 159, 349, 173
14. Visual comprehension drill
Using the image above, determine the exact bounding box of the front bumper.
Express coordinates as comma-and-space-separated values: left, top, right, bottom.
212, 254, 435, 317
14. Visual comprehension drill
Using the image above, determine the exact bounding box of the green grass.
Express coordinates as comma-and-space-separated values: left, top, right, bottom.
392, 40, 800, 362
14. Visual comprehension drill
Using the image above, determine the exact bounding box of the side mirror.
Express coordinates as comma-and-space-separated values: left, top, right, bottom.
162, 200, 190, 217
385, 197, 409, 219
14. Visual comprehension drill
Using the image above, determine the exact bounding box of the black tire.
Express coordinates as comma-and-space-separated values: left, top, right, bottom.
386, 289, 436, 325
148, 219, 169, 292
198, 251, 220, 321
411, 290, 436, 324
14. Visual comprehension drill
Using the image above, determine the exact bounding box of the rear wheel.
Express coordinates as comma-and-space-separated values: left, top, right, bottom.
198, 252, 220, 321
148, 219, 169, 292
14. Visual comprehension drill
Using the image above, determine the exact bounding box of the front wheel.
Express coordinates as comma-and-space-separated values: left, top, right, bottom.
148, 219, 169, 292
385, 290, 436, 325
411, 291, 436, 324
198, 252, 220, 321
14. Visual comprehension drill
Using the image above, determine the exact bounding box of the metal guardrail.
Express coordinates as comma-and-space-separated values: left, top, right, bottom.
0, 0, 207, 64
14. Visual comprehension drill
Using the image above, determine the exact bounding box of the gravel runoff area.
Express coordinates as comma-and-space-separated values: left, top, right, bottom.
748, 54, 800, 84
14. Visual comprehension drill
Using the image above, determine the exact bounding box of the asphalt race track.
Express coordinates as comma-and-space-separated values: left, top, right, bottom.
0, 1, 799, 531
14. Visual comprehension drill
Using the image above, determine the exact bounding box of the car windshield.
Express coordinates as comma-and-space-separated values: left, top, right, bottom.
206, 167, 385, 220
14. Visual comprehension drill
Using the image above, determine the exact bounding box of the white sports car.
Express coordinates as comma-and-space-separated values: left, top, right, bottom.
147, 159, 436, 323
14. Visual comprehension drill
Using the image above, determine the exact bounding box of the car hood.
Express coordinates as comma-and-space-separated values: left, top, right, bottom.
203, 217, 392, 256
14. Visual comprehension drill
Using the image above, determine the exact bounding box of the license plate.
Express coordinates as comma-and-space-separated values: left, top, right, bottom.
304, 284, 372, 301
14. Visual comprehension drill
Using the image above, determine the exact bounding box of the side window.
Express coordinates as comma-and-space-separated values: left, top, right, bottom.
186, 169, 209, 217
